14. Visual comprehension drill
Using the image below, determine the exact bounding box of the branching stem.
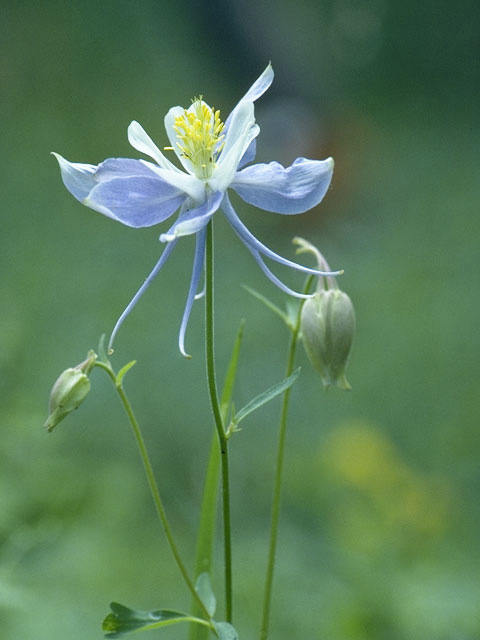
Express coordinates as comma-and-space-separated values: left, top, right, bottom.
94, 361, 211, 623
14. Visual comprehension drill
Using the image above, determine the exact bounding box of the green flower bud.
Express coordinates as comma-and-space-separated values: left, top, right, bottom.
44, 351, 96, 432
301, 289, 355, 390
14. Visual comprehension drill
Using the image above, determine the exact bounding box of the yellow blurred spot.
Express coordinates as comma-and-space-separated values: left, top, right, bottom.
322, 422, 451, 541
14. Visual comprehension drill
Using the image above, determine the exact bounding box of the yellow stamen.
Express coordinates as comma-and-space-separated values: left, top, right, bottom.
173, 98, 225, 179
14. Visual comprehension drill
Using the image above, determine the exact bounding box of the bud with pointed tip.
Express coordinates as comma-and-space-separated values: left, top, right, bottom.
293, 237, 354, 390
44, 351, 97, 432
301, 288, 355, 390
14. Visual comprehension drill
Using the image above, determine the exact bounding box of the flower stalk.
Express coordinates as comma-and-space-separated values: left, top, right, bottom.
259, 275, 314, 640
93, 360, 212, 623
204, 220, 233, 623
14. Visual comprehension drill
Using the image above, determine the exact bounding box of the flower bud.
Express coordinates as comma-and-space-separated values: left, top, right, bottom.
301, 289, 355, 390
44, 351, 96, 432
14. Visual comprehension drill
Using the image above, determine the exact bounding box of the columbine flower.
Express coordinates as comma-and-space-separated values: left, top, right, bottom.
54, 64, 339, 356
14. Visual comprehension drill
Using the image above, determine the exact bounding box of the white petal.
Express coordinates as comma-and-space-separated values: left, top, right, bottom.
238, 63, 274, 105
52, 153, 97, 201
224, 64, 274, 130
164, 106, 194, 173
218, 100, 255, 161
128, 121, 179, 172
144, 161, 206, 203
209, 101, 258, 193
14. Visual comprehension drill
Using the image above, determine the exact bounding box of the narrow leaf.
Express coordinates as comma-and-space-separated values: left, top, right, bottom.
242, 285, 290, 327
115, 360, 137, 386
220, 320, 245, 420
214, 622, 239, 640
103, 602, 206, 637
234, 368, 301, 426
195, 572, 216, 617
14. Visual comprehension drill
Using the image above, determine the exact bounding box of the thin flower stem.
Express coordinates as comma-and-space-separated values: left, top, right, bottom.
189, 434, 220, 640
259, 276, 314, 640
94, 362, 211, 623
205, 220, 233, 623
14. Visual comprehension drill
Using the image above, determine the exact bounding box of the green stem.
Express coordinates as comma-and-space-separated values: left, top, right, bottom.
205, 220, 233, 623
189, 434, 220, 640
95, 362, 211, 622
190, 320, 245, 640
259, 278, 313, 640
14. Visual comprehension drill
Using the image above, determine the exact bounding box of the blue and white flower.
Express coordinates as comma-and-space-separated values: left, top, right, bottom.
54, 64, 339, 356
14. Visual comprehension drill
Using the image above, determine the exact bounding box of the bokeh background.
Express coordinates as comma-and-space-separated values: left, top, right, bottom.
1, 1, 479, 639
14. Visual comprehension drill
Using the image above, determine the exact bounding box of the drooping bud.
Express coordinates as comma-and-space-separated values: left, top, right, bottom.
44, 351, 97, 432
293, 237, 355, 390
301, 289, 355, 390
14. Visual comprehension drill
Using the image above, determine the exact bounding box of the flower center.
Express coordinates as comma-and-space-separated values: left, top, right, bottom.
173, 98, 225, 180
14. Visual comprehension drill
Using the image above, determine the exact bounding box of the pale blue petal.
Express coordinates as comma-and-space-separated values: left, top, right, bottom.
232, 157, 334, 214
178, 227, 206, 358
84, 173, 187, 228
222, 194, 342, 276
246, 248, 314, 299
95, 158, 162, 181
194, 280, 206, 301
128, 121, 180, 172
52, 153, 97, 202
108, 239, 178, 351
160, 191, 223, 242
54, 154, 188, 226
238, 139, 256, 169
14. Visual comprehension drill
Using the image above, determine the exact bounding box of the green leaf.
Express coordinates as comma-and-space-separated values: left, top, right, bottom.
214, 621, 239, 640
115, 360, 137, 386
195, 572, 216, 617
103, 602, 207, 637
242, 285, 291, 328
234, 368, 301, 426
220, 320, 245, 421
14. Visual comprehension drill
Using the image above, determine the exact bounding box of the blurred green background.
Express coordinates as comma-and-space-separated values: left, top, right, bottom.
1, 1, 479, 638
